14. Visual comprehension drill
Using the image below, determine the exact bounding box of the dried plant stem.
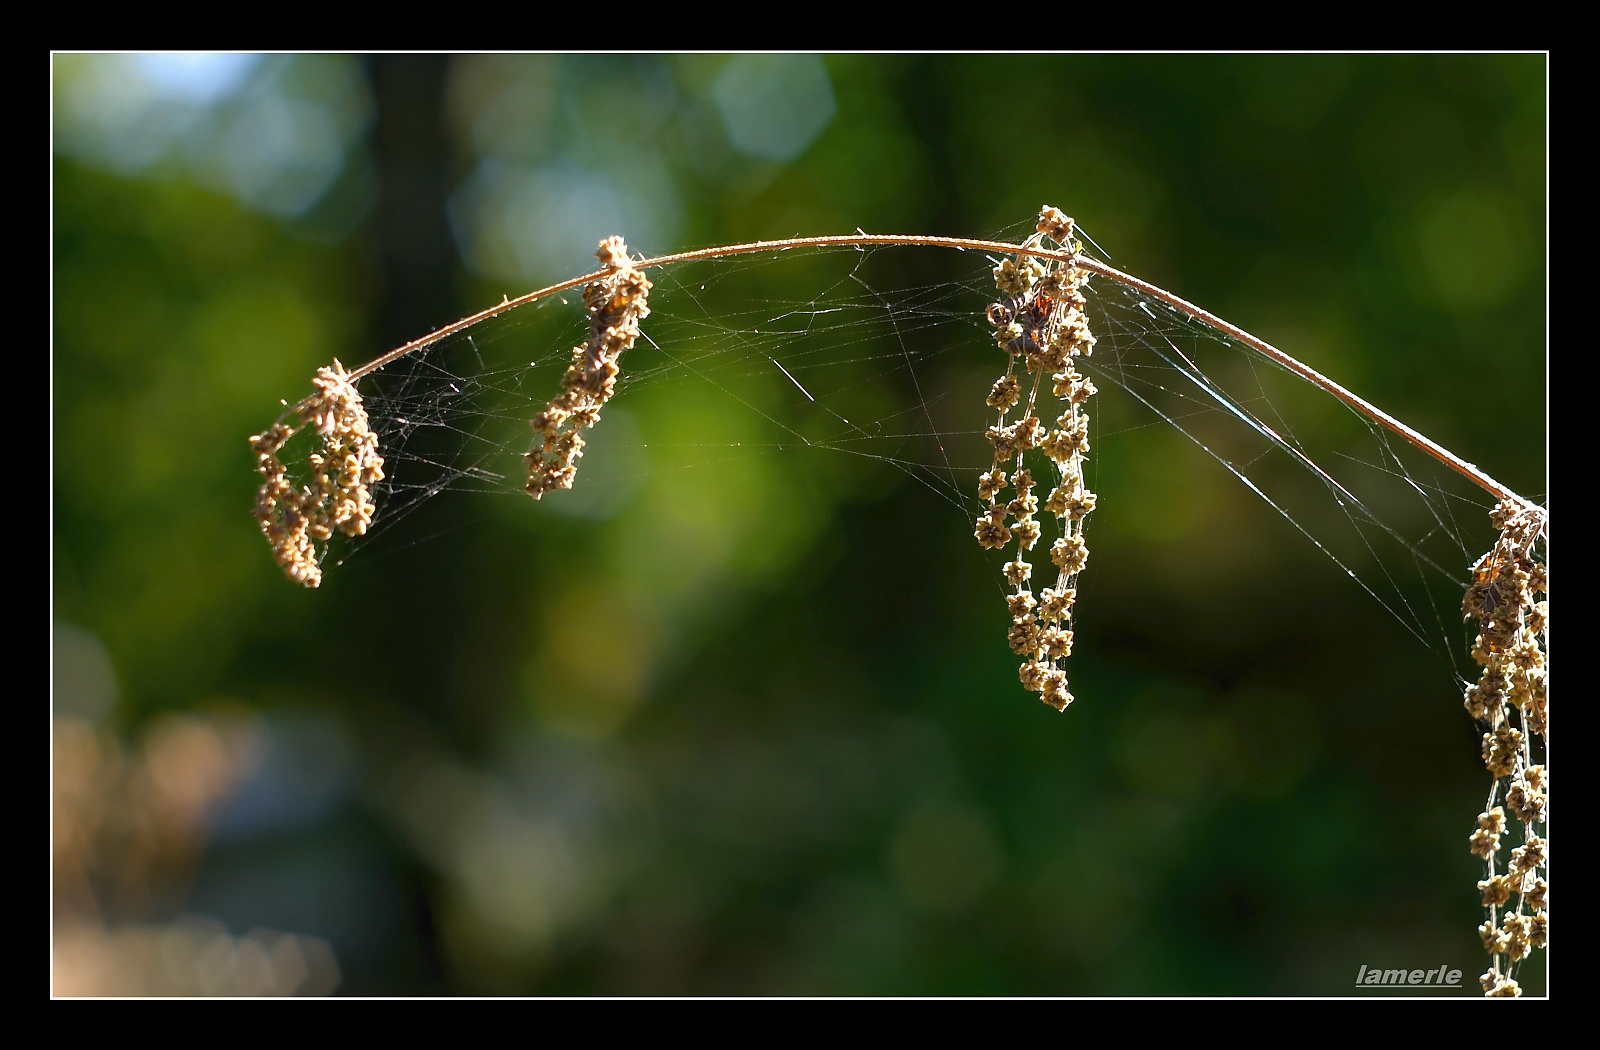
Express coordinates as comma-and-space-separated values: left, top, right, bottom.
975, 208, 1100, 712
320, 232, 1535, 513
257, 223, 1547, 992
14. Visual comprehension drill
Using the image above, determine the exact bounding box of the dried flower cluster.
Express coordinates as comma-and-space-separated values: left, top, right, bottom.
526, 236, 652, 499
250, 360, 385, 588
975, 207, 1098, 711
1462, 498, 1548, 997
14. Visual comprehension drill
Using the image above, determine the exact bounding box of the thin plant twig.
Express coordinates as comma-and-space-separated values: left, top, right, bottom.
313, 232, 1535, 511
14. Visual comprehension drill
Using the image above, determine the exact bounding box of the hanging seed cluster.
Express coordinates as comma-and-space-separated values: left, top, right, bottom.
975, 207, 1098, 711
1462, 498, 1548, 997
250, 359, 386, 588
526, 236, 652, 499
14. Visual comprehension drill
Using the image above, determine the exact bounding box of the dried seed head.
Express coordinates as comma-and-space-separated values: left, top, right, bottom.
1018, 660, 1047, 692
1006, 592, 1037, 621
1044, 485, 1097, 520
1468, 827, 1500, 858
1478, 874, 1513, 907
1462, 501, 1548, 996
1484, 974, 1522, 998
1482, 725, 1523, 778
1038, 587, 1075, 621
975, 505, 1012, 550
976, 208, 1098, 714
1007, 620, 1041, 655
993, 257, 1045, 298
1007, 492, 1039, 519
1040, 669, 1073, 711
986, 375, 1021, 411
1506, 776, 1547, 824
1500, 913, 1533, 963
1509, 836, 1546, 875
526, 236, 652, 500
1014, 518, 1042, 551
1050, 534, 1089, 574
1528, 911, 1548, 948
1478, 920, 1506, 956
1039, 625, 1073, 659
987, 423, 1019, 460
250, 359, 386, 588
1463, 673, 1508, 721
1036, 206, 1075, 245
1053, 367, 1097, 403
1469, 807, 1504, 858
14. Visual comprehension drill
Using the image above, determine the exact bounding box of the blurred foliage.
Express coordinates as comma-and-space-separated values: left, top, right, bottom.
53, 54, 1545, 995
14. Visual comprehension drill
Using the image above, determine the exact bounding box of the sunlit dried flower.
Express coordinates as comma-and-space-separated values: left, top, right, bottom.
1485, 974, 1521, 998
1050, 534, 1088, 574
987, 376, 1021, 411
526, 236, 652, 499
987, 423, 1019, 459
1007, 491, 1039, 518
975, 207, 1097, 713
250, 359, 386, 588
1478, 874, 1513, 908
1506, 776, 1546, 824
1008, 620, 1041, 655
978, 468, 1009, 501
1509, 836, 1546, 875
1014, 518, 1042, 551
1482, 725, 1522, 779
993, 257, 1045, 297
1018, 660, 1047, 691
1007, 592, 1037, 621
1501, 913, 1532, 963
975, 505, 1012, 550
1469, 807, 1506, 862
1036, 206, 1075, 244
995, 320, 1025, 348
1040, 670, 1072, 712
1039, 625, 1073, 659
1462, 498, 1548, 995
1469, 828, 1500, 859
1038, 587, 1074, 620
1528, 911, 1548, 948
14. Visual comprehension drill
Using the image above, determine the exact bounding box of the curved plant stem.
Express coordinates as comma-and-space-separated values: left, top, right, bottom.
320, 232, 1535, 511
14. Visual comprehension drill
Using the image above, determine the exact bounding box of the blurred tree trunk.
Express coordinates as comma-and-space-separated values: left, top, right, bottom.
367, 56, 460, 350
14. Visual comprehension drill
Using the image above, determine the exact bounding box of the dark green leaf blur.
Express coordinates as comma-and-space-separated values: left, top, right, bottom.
52, 55, 1546, 996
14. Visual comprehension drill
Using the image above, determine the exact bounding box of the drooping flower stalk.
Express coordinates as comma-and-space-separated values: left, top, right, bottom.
250, 360, 385, 588
974, 207, 1098, 711
1463, 499, 1548, 997
525, 236, 652, 500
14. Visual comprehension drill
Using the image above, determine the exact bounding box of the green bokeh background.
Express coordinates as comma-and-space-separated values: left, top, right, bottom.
52, 55, 1546, 995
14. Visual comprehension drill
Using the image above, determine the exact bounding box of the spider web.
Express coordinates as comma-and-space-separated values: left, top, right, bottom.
327, 236, 1530, 681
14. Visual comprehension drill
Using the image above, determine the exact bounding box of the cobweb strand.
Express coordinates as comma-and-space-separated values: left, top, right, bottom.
323, 240, 1530, 681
